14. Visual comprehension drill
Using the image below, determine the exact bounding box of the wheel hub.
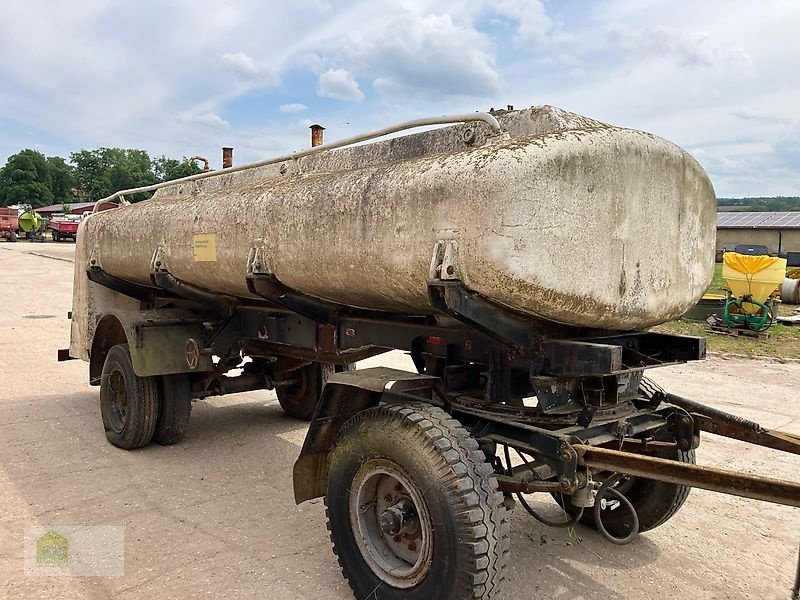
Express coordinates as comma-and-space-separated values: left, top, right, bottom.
350, 460, 433, 589
379, 498, 419, 537
107, 369, 128, 433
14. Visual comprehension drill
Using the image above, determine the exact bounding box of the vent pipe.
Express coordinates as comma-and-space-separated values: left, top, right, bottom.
222, 147, 233, 169
309, 124, 325, 148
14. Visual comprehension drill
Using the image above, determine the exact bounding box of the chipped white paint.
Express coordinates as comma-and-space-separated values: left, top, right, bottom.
73, 106, 716, 332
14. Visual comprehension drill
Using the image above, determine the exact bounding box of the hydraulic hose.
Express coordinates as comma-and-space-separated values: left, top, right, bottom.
516, 492, 584, 528
593, 474, 640, 545
507, 446, 584, 528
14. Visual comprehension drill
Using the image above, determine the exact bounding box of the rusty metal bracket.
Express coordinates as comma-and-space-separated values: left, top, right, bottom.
247, 272, 336, 323
691, 413, 800, 455
87, 267, 156, 303
428, 280, 536, 354
655, 388, 800, 455
151, 270, 236, 314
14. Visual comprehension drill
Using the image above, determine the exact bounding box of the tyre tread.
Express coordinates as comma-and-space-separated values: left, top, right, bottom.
153, 374, 192, 445
101, 344, 159, 450
325, 402, 509, 599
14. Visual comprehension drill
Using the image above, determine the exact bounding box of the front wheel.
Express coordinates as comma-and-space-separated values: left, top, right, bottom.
326, 402, 508, 599
100, 344, 160, 449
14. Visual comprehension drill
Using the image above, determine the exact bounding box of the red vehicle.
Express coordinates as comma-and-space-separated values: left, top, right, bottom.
47, 214, 81, 241
0, 208, 18, 242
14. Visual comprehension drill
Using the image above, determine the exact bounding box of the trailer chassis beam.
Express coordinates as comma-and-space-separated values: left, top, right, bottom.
641, 379, 800, 456
664, 392, 800, 455
574, 444, 800, 507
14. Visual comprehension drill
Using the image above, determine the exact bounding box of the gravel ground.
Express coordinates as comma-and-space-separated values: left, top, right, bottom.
0, 242, 798, 599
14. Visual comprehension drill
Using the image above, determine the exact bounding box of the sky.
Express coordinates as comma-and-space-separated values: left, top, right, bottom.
0, 0, 798, 198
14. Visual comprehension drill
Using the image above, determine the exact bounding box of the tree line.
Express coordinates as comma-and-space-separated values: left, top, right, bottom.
718, 196, 800, 211
0, 148, 204, 208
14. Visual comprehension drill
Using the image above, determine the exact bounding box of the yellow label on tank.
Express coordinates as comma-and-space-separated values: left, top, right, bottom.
192, 233, 217, 262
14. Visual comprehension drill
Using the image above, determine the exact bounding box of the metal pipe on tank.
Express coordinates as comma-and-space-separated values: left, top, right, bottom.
188, 156, 210, 172
91, 112, 502, 213
310, 124, 325, 148
222, 147, 234, 169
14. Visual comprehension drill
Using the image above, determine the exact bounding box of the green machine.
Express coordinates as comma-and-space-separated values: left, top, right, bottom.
722, 252, 786, 332
18, 210, 44, 241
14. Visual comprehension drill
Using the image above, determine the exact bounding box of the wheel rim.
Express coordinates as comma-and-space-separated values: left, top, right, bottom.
106, 369, 128, 433
349, 459, 433, 589
281, 366, 309, 404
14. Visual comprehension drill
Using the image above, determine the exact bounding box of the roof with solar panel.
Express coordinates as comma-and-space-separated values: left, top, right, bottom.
717, 212, 800, 229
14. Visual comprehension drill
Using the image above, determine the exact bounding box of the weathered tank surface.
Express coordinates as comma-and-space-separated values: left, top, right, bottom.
76, 105, 716, 330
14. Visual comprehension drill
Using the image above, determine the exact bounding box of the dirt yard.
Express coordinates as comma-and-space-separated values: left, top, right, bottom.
1, 242, 798, 599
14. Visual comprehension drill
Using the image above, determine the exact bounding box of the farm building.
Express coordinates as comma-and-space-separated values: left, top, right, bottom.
36, 201, 118, 218
716, 212, 800, 256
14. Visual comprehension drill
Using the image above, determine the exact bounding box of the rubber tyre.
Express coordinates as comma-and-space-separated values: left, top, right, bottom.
52, 230, 59, 242
326, 402, 509, 600
277, 363, 353, 421
99, 344, 160, 450
153, 374, 192, 445
556, 435, 695, 537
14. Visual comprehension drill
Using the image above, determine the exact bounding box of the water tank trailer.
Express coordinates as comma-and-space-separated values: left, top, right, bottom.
61, 106, 800, 599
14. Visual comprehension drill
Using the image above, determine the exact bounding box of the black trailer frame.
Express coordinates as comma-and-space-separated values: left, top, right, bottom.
77, 260, 800, 510
64, 248, 800, 600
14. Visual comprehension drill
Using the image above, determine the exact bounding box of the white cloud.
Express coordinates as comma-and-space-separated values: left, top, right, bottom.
731, 107, 794, 126
340, 13, 499, 101
221, 51, 278, 84
279, 103, 309, 113
609, 26, 716, 67
191, 113, 230, 129
492, 0, 553, 47
317, 68, 364, 102
0, 0, 798, 197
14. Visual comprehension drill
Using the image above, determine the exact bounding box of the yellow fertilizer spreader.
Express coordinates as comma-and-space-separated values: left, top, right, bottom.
722, 252, 786, 332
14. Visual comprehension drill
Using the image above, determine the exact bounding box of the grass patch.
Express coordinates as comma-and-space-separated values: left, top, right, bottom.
654, 262, 800, 359
708, 262, 727, 295
653, 318, 800, 360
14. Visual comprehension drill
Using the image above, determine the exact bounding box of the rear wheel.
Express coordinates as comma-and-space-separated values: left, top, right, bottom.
153, 374, 192, 445
326, 402, 508, 599
52, 230, 59, 241
100, 344, 160, 449
276, 362, 353, 420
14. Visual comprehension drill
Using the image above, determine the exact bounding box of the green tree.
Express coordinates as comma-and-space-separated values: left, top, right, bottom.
70, 148, 157, 202
151, 156, 203, 182
0, 149, 54, 207
717, 196, 800, 212
0, 147, 206, 206
46, 156, 76, 201
106, 148, 156, 198
70, 149, 112, 201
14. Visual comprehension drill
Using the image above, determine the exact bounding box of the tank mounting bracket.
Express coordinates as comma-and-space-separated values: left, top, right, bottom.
429, 240, 460, 280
